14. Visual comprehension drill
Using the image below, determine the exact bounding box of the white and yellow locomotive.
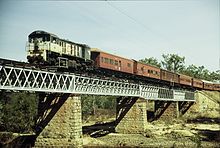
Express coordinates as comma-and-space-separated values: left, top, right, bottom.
26, 30, 91, 68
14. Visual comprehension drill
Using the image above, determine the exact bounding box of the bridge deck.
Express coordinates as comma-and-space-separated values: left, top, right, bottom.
0, 65, 195, 101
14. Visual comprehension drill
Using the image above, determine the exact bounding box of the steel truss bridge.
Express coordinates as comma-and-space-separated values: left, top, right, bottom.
0, 65, 195, 102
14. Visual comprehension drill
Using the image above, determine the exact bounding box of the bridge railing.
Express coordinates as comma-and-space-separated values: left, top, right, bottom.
0, 65, 195, 102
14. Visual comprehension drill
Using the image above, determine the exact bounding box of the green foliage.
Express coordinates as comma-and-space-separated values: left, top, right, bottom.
81, 95, 94, 116
210, 70, 220, 81
161, 53, 185, 72
81, 95, 116, 119
181, 65, 220, 81
140, 53, 219, 81
139, 57, 161, 68
0, 91, 38, 133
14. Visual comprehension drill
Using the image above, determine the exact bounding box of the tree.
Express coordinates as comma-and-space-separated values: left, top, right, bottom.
181, 64, 219, 81
139, 57, 161, 68
81, 95, 116, 121
0, 91, 37, 133
161, 53, 185, 72
201, 68, 210, 81
181, 64, 200, 78
81, 95, 116, 116
210, 70, 220, 82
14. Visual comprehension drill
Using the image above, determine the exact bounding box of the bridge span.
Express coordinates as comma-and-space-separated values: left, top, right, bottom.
0, 64, 196, 147
0, 65, 194, 101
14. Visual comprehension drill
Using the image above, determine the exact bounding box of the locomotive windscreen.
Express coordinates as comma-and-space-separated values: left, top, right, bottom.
28, 34, 50, 42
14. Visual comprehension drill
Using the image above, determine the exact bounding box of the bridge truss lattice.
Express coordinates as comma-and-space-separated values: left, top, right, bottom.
0, 65, 195, 101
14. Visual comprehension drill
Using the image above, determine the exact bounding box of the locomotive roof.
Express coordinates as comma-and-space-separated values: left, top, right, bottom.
29, 30, 58, 38
29, 30, 90, 48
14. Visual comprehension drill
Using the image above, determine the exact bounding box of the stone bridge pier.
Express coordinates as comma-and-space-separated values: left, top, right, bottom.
115, 97, 148, 133
34, 93, 82, 147
115, 97, 194, 134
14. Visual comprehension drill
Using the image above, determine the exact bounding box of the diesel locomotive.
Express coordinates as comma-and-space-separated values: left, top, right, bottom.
26, 30, 92, 69
26, 30, 220, 91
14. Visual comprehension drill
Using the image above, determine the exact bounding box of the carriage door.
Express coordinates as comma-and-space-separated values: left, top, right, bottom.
119, 60, 121, 70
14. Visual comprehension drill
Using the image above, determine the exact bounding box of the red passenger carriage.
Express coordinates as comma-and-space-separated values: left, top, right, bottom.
193, 78, 203, 89
133, 60, 160, 79
91, 48, 134, 74
179, 74, 193, 86
160, 69, 179, 84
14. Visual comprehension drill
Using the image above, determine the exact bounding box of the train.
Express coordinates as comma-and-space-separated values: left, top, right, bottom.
26, 30, 220, 91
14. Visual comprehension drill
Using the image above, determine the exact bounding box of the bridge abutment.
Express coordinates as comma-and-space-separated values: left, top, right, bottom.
115, 97, 148, 134
34, 94, 82, 147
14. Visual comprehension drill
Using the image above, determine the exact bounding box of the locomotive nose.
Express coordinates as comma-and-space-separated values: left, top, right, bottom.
34, 45, 39, 51
33, 40, 39, 51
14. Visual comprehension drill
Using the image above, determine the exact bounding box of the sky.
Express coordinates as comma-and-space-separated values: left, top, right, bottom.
0, 0, 219, 71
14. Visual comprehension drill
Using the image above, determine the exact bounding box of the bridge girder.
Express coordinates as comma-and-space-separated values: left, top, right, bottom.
0, 65, 195, 102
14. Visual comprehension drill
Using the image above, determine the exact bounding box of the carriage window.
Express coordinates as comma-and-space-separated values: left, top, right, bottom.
141, 67, 144, 71
104, 58, 108, 63
127, 63, 131, 67
110, 59, 114, 65
115, 60, 118, 66
148, 70, 150, 73
119, 61, 121, 67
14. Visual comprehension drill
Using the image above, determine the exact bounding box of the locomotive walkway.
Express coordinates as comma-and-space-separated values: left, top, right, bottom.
0, 64, 196, 147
